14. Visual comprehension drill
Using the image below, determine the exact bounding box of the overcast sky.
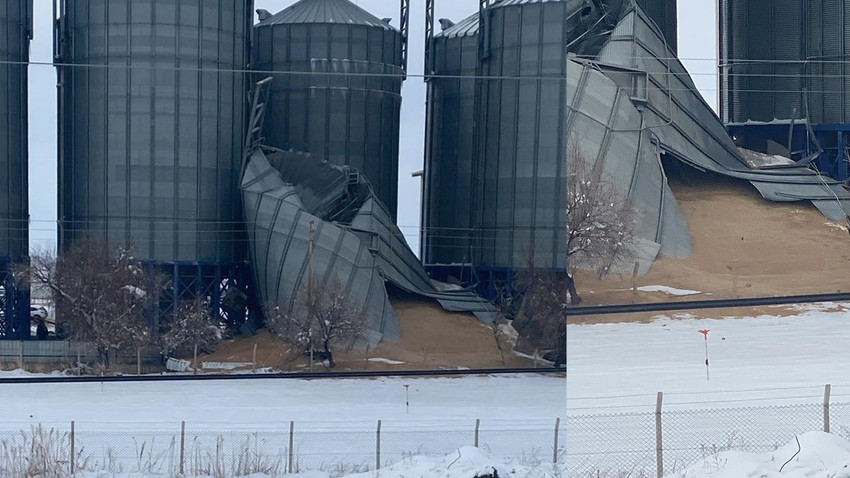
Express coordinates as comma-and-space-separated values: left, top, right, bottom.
27, 0, 717, 254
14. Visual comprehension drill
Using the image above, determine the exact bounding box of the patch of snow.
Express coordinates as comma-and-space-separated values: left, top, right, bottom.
666, 431, 850, 478
367, 357, 405, 365
638, 285, 702, 296
826, 221, 850, 232
201, 361, 254, 370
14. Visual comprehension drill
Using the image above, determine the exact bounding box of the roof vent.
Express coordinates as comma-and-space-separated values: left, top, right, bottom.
257, 9, 272, 21
439, 18, 455, 31
381, 17, 393, 25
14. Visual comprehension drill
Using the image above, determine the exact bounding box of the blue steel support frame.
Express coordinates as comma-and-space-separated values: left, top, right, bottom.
425, 264, 516, 301
143, 261, 254, 333
727, 123, 850, 181
0, 258, 30, 340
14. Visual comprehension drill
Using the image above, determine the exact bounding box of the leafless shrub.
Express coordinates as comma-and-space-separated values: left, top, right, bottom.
26, 240, 156, 372
160, 298, 222, 359
265, 277, 367, 369
567, 143, 637, 303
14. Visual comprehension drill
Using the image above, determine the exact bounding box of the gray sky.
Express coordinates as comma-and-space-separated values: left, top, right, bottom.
27, 0, 717, 255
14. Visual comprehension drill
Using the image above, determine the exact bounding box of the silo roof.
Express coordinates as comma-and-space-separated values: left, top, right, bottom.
257, 0, 399, 31
435, 13, 479, 39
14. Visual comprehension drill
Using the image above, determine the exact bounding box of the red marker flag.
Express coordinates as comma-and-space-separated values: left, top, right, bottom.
699, 329, 710, 381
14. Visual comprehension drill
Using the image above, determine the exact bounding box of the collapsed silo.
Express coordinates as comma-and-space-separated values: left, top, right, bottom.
719, 0, 804, 123
422, 13, 479, 272
56, 0, 253, 312
634, 0, 677, 52
472, 0, 567, 274
253, 0, 405, 219
0, 0, 32, 339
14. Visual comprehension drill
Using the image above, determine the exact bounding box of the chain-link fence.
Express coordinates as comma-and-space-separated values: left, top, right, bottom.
0, 418, 564, 476
566, 387, 847, 477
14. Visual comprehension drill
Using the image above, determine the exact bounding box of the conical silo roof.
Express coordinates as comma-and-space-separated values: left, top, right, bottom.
435, 12, 479, 39
257, 0, 398, 30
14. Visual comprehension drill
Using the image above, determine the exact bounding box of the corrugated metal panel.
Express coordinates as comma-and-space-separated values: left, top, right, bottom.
601, 8, 850, 220
566, 59, 692, 264
58, 0, 252, 263
634, 0, 677, 52
0, 0, 31, 261
720, 0, 805, 123
423, 13, 479, 266
254, 0, 404, 218
473, 0, 568, 271
241, 147, 498, 341
256, 0, 396, 30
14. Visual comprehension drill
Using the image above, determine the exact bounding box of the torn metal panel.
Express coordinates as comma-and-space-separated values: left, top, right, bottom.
241, 147, 498, 342
593, 6, 850, 220
566, 59, 692, 265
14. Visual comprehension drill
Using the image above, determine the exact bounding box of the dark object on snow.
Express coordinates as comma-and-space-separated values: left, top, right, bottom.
474, 468, 499, 478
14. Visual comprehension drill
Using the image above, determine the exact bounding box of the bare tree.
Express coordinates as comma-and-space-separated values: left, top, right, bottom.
160, 299, 222, 360
265, 278, 366, 369
567, 144, 637, 304
505, 268, 566, 368
27, 240, 154, 372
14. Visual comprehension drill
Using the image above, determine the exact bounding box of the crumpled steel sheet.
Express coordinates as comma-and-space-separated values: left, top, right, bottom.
594, 5, 850, 221
241, 147, 498, 342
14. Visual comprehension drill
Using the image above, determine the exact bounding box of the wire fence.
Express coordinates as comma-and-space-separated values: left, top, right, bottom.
0, 418, 564, 477
566, 386, 850, 478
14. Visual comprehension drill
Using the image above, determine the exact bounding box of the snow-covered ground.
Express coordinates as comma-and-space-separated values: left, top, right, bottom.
666, 431, 850, 478
566, 302, 850, 476
0, 374, 565, 477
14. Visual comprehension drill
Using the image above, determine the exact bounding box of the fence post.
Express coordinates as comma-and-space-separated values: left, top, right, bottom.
824, 384, 832, 433
656, 392, 664, 478
288, 421, 294, 473
70, 420, 75, 475
376, 420, 382, 470
252, 344, 257, 373
474, 419, 480, 447
18, 341, 24, 370
179, 421, 185, 475
553, 417, 560, 464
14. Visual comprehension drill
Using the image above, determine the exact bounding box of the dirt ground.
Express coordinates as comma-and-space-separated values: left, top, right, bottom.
572, 172, 850, 323
200, 173, 850, 363
198, 298, 539, 372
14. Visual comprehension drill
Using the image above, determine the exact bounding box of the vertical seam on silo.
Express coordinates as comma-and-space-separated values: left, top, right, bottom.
174, 0, 182, 261
528, 3, 547, 268
555, 4, 566, 270
195, 0, 202, 264
122, 1, 130, 250
214, 0, 224, 263
345, 25, 353, 173
509, 6, 523, 268
104, 0, 110, 247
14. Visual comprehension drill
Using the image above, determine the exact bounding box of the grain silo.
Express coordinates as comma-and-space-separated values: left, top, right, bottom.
720, 0, 850, 179
56, 0, 253, 313
719, 0, 804, 124
253, 0, 405, 219
0, 0, 32, 339
472, 0, 567, 277
635, 0, 677, 52
422, 13, 479, 276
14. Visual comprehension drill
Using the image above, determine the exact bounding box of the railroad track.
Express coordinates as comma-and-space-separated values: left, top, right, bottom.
0, 367, 565, 384
565, 292, 850, 316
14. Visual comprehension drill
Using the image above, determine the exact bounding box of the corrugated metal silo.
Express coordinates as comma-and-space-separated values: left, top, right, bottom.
0, 0, 31, 263
472, 0, 567, 272
719, 0, 804, 123
253, 0, 405, 219
57, 0, 252, 264
634, 0, 677, 52
423, 13, 479, 268
0, 0, 32, 339
805, 0, 850, 124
